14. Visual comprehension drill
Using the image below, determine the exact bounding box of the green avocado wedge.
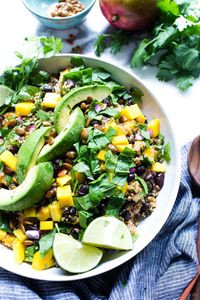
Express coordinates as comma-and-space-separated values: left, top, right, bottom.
37, 107, 85, 163
16, 127, 52, 184
0, 162, 53, 211
55, 85, 111, 133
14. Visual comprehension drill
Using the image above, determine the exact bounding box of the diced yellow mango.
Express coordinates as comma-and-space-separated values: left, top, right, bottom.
59, 67, 70, 82
32, 249, 55, 271
49, 201, 62, 222
13, 229, 27, 242
37, 206, 51, 221
97, 150, 106, 161
136, 114, 146, 124
15, 102, 34, 116
0, 230, 7, 240
13, 240, 25, 264
57, 185, 74, 207
143, 148, 157, 162
100, 162, 105, 171
24, 207, 36, 218
148, 118, 160, 137
56, 175, 71, 187
0, 150, 17, 171
152, 162, 166, 172
41, 93, 61, 109
40, 221, 54, 231
2, 234, 16, 248
112, 135, 129, 146
115, 144, 133, 152
120, 104, 142, 120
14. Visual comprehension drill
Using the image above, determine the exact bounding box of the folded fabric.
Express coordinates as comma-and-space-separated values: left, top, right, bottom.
0, 144, 199, 300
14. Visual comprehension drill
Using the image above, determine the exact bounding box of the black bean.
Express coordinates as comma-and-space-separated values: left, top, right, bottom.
120, 210, 131, 222
70, 227, 79, 239
98, 202, 106, 215
143, 170, 154, 181
128, 135, 135, 144
9, 146, 18, 154
135, 166, 146, 176
68, 206, 76, 216
90, 120, 100, 126
78, 184, 89, 196
127, 99, 133, 106
155, 173, 165, 189
127, 173, 135, 182
42, 84, 55, 93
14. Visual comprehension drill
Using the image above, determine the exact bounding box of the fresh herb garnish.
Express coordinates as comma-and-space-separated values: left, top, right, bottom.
39, 228, 56, 257
94, 0, 200, 90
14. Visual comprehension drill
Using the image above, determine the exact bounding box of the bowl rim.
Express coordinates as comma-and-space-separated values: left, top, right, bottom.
0, 53, 181, 281
22, 0, 96, 21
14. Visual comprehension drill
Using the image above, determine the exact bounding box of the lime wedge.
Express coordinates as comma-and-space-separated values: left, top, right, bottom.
0, 85, 14, 107
53, 233, 103, 273
82, 216, 133, 250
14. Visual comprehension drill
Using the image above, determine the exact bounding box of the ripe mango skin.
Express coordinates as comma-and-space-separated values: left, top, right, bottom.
99, 0, 158, 31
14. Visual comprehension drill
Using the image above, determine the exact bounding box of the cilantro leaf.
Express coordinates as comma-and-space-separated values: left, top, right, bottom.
174, 44, 199, 71
40, 36, 64, 58
157, 0, 180, 16
94, 34, 107, 57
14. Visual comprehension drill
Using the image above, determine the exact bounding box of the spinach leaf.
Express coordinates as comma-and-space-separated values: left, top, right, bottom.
73, 162, 93, 180
135, 175, 149, 195
78, 211, 93, 228
39, 228, 56, 257
164, 142, 171, 163
105, 126, 117, 141
25, 245, 38, 262
0, 213, 11, 232
115, 152, 134, 175
105, 150, 118, 172
92, 68, 111, 81
76, 194, 94, 211
70, 56, 84, 67
105, 196, 125, 217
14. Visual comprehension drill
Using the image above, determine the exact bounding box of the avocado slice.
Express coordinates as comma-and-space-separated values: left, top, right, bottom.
37, 107, 85, 163
0, 162, 53, 211
55, 85, 111, 133
16, 127, 52, 184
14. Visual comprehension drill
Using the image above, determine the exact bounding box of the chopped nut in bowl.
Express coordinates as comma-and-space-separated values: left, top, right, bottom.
22, 0, 96, 30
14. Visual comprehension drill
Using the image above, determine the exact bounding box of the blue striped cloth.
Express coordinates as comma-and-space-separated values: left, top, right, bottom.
0, 144, 199, 300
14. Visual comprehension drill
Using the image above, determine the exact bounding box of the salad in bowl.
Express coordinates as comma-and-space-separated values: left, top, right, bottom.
0, 54, 180, 280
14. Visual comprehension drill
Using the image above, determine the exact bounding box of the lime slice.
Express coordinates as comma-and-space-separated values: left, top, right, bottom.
0, 85, 14, 107
53, 233, 103, 273
82, 216, 133, 250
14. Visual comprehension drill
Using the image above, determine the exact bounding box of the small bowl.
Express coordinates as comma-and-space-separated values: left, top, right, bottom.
22, 0, 96, 30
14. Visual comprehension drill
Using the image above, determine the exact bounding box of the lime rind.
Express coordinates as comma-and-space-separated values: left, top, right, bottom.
53, 233, 103, 273
82, 216, 133, 250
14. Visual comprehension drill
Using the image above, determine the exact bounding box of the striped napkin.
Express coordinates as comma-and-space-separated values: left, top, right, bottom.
0, 144, 199, 300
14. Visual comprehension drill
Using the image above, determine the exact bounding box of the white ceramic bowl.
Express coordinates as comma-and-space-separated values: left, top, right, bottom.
0, 54, 181, 281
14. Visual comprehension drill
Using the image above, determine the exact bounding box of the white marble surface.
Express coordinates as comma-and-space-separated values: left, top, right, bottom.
1, 0, 200, 147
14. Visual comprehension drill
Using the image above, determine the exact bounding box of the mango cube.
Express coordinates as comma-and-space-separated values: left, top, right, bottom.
37, 206, 51, 221
56, 175, 71, 187
100, 163, 105, 171
152, 162, 166, 172
57, 185, 73, 207
32, 250, 55, 270
143, 148, 157, 162
24, 207, 36, 218
49, 201, 62, 222
97, 150, 106, 161
13, 229, 27, 242
41, 93, 61, 109
120, 104, 142, 120
105, 121, 124, 136
0, 230, 7, 240
148, 118, 160, 137
15, 102, 34, 116
115, 144, 132, 152
0, 150, 17, 171
40, 221, 54, 231
112, 135, 129, 146
2, 234, 16, 248
13, 240, 25, 264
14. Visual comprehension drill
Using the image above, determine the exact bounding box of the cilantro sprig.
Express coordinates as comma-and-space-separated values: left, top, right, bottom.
0, 36, 63, 114
94, 0, 200, 91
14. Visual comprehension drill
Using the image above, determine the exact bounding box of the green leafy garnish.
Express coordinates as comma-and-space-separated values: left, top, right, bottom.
164, 142, 171, 163
39, 228, 56, 257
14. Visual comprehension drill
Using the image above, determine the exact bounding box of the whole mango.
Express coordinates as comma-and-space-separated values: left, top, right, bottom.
99, 0, 158, 31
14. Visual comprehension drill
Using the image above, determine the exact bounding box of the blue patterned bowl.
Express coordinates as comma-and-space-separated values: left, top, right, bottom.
22, 0, 96, 29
